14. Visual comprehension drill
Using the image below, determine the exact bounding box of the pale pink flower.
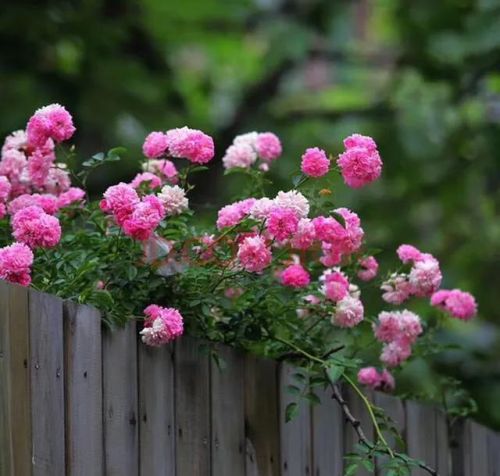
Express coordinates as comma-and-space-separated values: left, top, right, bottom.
319, 241, 343, 267
0, 176, 11, 203
0, 149, 28, 183
337, 134, 382, 188
381, 273, 413, 305
43, 167, 71, 194
12, 206, 61, 249
281, 264, 310, 288
249, 197, 274, 221
266, 207, 299, 241
431, 289, 477, 321
301, 147, 330, 177
27, 142, 56, 188
334, 207, 364, 254
0, 242, 34, 286
140, 305, 184, 346
374, 310, 422, 345
26, 104, 75, 147
357, 367, 380, 388
157, 185, 189, 216
100, 183, 140, 225
122, 195, 165, 241
332, 296, 364, 328
222, 143, 257, 169
273, 190, 309, 218
166, 127, 214, 164
291, 218, 316, 250
409, 255, 442, 297
321, 269, 349, 302
216, 198, 256, 229
358, 256, 378, 281
57, 187, 85, 208
379, 369, 395, 391
142, 131, 169, 159
397, 244, 423, 264
237, 235, 272, 273
130, 172, 162, 190
2, 130, 27, 154
380, 341, 412, 367
142, 159, 179, 184
255, 132, 282, 161
234, 132, 258, 147
8, 193, 59, 215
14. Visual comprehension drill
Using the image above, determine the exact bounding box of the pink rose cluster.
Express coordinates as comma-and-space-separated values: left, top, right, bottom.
222, 131, 282, 170
431, 289, 477, 320
140, 305, 184, 346
100, 183, 166, 241
300, 147, 330, 178
337, 133, 382, 188
142, 127, 215, 164
12, 205, 61, 249
374, 310, 422, 367
357, 367, 395, 392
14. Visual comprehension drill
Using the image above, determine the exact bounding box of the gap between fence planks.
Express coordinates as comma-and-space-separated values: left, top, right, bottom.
0, 283, 500, 476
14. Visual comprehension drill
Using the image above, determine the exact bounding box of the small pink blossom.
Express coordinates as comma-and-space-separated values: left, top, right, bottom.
26, 104, 75, 147
0, 242, 34, 286
130, 172, 162, 190
0, 149, 28, 183
237, 235, 272, 273
222, 143, 257, 169
266, 207, 299, 241
312, 216, 346, 243
100, 183, 140, 225
255, 132, 282, 161
157, 185, 189, 216
357, 367, 380, 388
431, 289, 477, 321
12, 206, 61, 249
224, 287, 244, 299
122, 195, 166, 241
334, 207, 364, 254
380, 341, 412, 367
322, 269, 350, 302
43, 167, 71, 194
2, 130, 27, 154
397, 244, 423, 264
337, 134, 382, 188
291, 218, 316, 250
0, 176, 11, 203
249, 197, 274, 221
57, 187, 85, 208
27, 141, 56, 188
332, 296, 364, 328
300, 147, 330, 177
140, 305, 184, 346
409, 255, 442, 297
273, 190, 309, 218
374, 310, 422, 345
381, 273, 413, 305
166, 127, 214, 164
358, 256, 378, 281
216, 198, 256, 229
281, 264, 310, 288
143, 159, 179, 184
142, 132, 169, 159
8, 193, 59, 215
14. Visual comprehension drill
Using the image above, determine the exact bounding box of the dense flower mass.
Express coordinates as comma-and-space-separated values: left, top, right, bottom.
237, 235, 272, 273
431, 289, 477, 320
166, 127, 214, 164
140, 305, 184, 346
281, 264, 310, 288
142, 132, 169, 159
12, 206, 61, 249
0, 242, 34, 286
26, 104, 75, 147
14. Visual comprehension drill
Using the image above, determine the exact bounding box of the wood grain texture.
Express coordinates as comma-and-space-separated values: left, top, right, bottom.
138, 342, 175, 476
279, 363, 312, 476
374, 392, 405, 475
211, 345, 245, 476
103, 322, 139, 476
29, 289, 65, 476
435, 408, 450, 475
175, 336, 211, 476
0, 282, 11, 476
244, 354, 280, 476
406, 402, 437, 476
64, 301, 103, 476
312, 384, 343, 476
344, 386, 374, 476
487, 429, 500, 476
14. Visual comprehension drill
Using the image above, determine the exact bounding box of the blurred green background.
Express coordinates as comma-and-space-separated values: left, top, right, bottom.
1, 0, 499, 427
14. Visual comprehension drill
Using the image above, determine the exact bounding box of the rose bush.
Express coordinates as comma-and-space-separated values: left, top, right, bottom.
0, 104, 478, 475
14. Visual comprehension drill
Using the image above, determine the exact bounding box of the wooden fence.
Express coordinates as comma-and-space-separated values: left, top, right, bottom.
0, 281, 499, 476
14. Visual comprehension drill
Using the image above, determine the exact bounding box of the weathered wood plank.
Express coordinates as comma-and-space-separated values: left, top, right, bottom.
175, 337, 211, 476
406, 402, 437, 476
0, 281, 11, 476
374, 392, 405, 475
344, 386, 374, 476
487, 429, 500, 475
103, 322, 139, 476
312, 383, 343, 476
64, 301, 103, 476
435, 408, 450, 475
211, 345, 245, 476
30, 289, 65, 476
138, 342, 175, 476
462, 420, 490, 476
279, 363, 312, 476
245, 355, 280, 476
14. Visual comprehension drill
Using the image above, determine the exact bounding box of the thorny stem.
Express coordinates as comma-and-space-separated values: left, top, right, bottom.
275, 336, 439, 476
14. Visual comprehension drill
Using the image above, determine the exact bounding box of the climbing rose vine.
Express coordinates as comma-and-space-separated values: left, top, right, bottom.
0, 104, 478, 475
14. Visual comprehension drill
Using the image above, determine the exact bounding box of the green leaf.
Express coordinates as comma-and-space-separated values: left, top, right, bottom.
286, 384, 301, 396
285, 402, 299, 422
326, 363, 344, 383
127, 266, 138, 281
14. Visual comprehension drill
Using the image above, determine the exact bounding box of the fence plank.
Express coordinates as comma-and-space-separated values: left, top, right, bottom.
103, 322, 139, 476
488, 429, 500, 475
0, 282, 11, 476
406, 402, 438, 476
344, 387, 374, 476
462, 420, 490, 476
312, 384, 343, 476
30, 289, 65, 476
374, 392, 405, 475
64, 302, 103, 476
175, 337, 211, 476
279, 363, 312, 476
211, 345, 245, 476
435, 408, 450, 475
245, 355, 280, 476
138, 342, 175, 476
